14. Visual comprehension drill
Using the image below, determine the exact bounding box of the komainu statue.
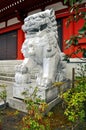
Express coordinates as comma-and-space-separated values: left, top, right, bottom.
15, 9, 66, 87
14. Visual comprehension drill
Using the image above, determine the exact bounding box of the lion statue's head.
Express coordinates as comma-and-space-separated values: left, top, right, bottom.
22, 9, 57, 36
21, 9, 60, 65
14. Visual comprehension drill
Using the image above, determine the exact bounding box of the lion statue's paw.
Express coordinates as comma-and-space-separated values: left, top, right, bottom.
36, 77, 52, 87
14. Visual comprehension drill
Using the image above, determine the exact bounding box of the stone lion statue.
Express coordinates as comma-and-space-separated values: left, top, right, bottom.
15, 9, 66, 87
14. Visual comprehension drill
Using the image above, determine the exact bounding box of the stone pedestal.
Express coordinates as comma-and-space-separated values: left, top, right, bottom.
13, 82, 58, 103
12, 80, 70, 112
13, 80, 70, 103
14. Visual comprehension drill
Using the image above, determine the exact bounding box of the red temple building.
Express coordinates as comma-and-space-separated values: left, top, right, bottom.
0, 0, 86, 60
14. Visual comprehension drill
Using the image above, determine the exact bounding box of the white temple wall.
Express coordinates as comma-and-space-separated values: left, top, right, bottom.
0, 17, 20, 29
45, 2, 68, 11
0, 22, 5, 29
7, 17, 20, 26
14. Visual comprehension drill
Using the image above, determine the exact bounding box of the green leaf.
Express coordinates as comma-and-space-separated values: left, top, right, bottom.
66, 39, 73, 45
74, 39, 78, 45
64, 0, 68, 4
79, 22, 86, 34
70, 0, 74, 6
78, 0, 83, 3
73, 0, 77, 3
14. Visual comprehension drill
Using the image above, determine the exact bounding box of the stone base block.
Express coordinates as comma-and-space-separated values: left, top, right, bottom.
11, 80, 70, 112
13, 80, 70, 103
8, 97, 27, 112
13, 83, 58, 103
8, 96, 61, 113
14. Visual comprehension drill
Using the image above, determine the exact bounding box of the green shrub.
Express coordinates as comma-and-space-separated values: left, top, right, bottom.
0, 84, 7, 109
21, 87, 52, 130
62, 64, 86, 129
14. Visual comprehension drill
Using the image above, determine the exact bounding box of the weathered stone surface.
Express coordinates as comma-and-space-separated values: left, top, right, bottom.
14, 9, 67, 103
15, 9, 67, 87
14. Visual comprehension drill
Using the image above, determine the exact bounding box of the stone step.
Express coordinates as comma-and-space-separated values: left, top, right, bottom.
0, 79, 14, 84
0, 72, 15, 77
0, 75, 15, 82
0, 72, 15, 82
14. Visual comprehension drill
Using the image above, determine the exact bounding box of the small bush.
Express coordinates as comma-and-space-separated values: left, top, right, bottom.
62, 64, 86, 129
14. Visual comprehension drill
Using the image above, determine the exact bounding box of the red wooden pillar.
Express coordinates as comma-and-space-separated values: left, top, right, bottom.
62, 18, 74, 56
63, 18, 86, 58
17, 29, 24, 59
73, 19, 86, 57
